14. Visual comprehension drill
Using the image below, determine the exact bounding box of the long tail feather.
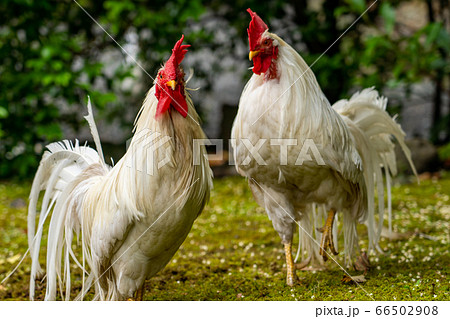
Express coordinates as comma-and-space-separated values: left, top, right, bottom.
28, 140, 103, 300
333, 87, 417, 257
84, 96, 105, 165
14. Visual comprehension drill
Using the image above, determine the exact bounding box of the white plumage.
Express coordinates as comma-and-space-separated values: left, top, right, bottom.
232, 12, 416, 285
28, 39, 212, 300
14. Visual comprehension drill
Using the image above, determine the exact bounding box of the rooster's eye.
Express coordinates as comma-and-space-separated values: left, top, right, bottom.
159, 74, 163, 79
263, 39, 270, 46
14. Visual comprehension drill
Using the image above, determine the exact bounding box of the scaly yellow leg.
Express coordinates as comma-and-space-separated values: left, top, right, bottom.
284, 243, 298, 286
318, 209, 338, 262
127, 283, 145, 301
135, 284, 145, 301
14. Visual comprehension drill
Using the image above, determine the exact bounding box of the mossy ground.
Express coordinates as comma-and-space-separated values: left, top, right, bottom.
0, 173, 449, 301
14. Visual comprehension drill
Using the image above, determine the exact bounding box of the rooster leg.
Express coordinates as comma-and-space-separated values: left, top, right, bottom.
284, 242, 298, 286
127, 284, 145, 301
318, 209, 338, 262
135, 284, 145, 301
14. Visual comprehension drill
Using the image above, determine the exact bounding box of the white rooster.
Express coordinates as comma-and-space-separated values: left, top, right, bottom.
231, 9, 416, 286
27, 35, 212, 300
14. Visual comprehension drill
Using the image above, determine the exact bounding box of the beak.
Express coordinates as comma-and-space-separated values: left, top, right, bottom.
165, 80, 176, 90
249, 50, 260, 61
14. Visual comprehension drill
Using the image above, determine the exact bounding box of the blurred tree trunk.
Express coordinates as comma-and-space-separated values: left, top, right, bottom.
428, 0, 449, 144
442, 0, 450, 143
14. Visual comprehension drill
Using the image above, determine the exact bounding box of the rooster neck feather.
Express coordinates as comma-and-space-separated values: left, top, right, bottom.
243, 33, 352, 151
100, 85, 208, 216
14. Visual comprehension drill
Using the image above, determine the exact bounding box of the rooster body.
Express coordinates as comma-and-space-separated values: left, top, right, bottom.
232, 10, 416, 284
28, 37, 212, 300
233, 33, 365, 228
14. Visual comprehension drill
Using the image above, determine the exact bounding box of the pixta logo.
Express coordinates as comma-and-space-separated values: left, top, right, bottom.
125, 129, 172, 176
125, 132, 326, 175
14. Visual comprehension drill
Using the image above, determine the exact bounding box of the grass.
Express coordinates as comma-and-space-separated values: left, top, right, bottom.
0, 172, 449, 301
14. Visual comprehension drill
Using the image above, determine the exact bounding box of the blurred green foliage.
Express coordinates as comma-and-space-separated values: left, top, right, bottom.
0, 0, 449, 179
0, 0, 206, 178
438, 142, 450, 161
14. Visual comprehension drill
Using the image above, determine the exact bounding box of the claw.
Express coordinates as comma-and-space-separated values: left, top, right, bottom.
319, 209, 338, 262
295, 256, 312, 270
354, 252, 370, 272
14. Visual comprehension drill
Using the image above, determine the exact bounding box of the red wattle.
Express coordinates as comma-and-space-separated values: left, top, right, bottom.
155, 86, 188, 118
155, 94, 171, 118
252, 54, 272, 75
172, 88, 188, 118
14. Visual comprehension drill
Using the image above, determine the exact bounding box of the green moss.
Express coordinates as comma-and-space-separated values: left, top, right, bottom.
0, 173, 449, 300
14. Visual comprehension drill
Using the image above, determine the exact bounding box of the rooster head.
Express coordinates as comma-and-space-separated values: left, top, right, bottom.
155, 35, 190, 118
247, 9, 278, 76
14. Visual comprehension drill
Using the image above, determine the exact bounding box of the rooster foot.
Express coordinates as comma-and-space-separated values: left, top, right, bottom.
295, 256, 312, 270
135, 284, 145, 301
35, 269, 45, 281
317, 209, 338, 262
284, 243, 299, 286
128, 284, 145, 301
353, 251, 370, 273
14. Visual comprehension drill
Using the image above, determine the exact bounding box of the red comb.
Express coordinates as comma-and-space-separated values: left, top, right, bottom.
247, 9, 268, 51
165, 35, 190, 78
168, 35, 190, 65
